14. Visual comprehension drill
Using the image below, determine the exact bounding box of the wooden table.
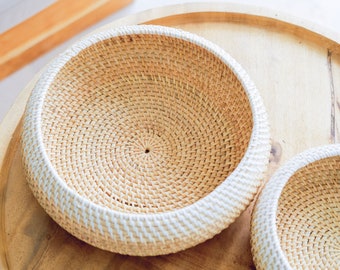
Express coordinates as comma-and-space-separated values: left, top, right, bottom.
1, 3, 339, 269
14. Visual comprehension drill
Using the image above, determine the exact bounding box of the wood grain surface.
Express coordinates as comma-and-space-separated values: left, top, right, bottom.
1, 3, 340, 269
0, 0, 132, 80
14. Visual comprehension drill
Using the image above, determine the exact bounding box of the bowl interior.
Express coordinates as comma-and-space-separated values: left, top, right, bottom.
276, 156, 340, 268
41, 33, 253, 214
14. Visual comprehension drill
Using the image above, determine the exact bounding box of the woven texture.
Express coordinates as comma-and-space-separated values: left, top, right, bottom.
251, 144, 340, 269
22, 25, 270, 256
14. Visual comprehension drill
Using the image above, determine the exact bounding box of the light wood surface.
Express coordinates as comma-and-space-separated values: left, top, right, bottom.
0, 0, 132, 80
1, 3, 340, 269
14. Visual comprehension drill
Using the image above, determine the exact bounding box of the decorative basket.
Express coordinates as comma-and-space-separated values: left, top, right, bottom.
22, 25, 270, 256
251, 144, 340, 269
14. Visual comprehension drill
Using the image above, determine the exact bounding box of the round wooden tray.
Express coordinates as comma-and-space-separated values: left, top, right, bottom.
1, 3, 340, 269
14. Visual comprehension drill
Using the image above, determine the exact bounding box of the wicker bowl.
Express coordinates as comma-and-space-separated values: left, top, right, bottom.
22, 25, 270, 256
251, 144, 340, 269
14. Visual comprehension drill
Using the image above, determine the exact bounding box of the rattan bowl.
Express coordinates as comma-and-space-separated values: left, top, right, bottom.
22, 25, 270, 256
251, 144, 340, 269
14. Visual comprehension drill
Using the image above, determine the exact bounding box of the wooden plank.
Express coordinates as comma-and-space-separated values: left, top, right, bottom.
331, 53, 340, 142
0, 0, 132, 80
0, 3, 339, 269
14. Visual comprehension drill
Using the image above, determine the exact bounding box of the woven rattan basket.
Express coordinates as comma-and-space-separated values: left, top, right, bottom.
22, 25, 270, 256
251, 144, 340, 269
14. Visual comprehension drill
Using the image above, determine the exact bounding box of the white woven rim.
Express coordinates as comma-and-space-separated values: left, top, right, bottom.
22, 25, 270, 255
251, 144, 340, 269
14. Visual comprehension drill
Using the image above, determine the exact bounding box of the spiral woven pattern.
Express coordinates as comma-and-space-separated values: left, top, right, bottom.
251, 144, 340, 269
22, 25, 270, 255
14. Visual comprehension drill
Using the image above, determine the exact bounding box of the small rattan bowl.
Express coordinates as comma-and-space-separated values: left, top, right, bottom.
22, 25, 270, 256
251, 144, 340, 269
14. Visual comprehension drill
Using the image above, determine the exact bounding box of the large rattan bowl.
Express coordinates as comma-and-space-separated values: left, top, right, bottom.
22, 25, 270, 256
251, 144, 340, 269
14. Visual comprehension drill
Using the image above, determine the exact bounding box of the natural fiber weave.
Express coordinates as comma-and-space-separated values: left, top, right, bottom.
22, 25, 270, 256
251, 144, 340, 269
